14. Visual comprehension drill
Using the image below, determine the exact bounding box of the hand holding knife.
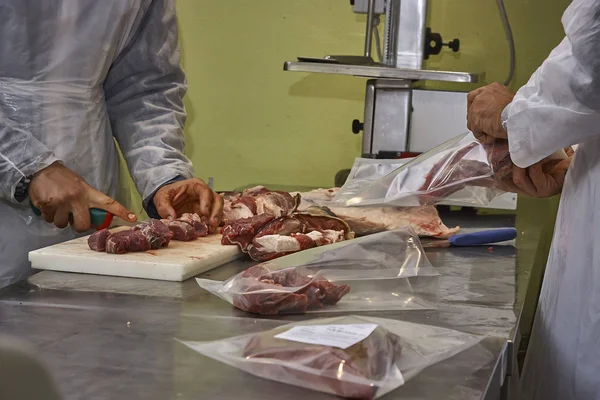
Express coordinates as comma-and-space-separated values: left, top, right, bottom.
30, 201, 138, 230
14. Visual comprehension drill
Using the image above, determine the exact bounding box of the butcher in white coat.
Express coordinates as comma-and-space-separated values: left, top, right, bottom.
467, 0, 600, 399
0, 0, 223, 288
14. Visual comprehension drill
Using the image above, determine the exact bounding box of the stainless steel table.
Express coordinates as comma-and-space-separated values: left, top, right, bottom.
0, 214, 529, 400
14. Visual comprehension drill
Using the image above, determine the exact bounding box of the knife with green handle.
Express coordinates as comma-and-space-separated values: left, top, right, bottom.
29, 200, 137, 230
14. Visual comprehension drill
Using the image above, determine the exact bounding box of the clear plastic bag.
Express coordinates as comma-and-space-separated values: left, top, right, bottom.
197, 229, 440, 315
331, 132, 569, 208
179, 315, 492, 399
331, 133, 511, 207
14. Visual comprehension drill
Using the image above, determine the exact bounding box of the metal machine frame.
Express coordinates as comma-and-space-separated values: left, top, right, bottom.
284, 0, 481, 159
283, 0, 517, 210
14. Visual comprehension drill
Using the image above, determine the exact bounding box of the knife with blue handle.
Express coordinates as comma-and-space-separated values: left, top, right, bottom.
421, 228, 517, 248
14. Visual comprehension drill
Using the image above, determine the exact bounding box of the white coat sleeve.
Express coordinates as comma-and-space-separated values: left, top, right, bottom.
0, 115, 59, 202
503, 0, 600, 168
103, 0, 194, 201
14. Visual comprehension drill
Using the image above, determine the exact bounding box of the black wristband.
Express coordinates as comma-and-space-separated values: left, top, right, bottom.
14, 176, 31, 203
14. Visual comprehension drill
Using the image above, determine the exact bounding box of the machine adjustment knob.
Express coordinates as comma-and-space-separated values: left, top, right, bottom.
352, 119, 364, 134
446, 38, 460, 52
424, 28, 461, 59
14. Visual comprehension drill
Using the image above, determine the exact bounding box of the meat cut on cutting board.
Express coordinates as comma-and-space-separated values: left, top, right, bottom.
293, 188, 459, 238
29, 227, 243, 282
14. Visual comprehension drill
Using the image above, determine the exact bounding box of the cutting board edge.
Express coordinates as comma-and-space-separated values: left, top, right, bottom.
30, 254, 187, 282
179, 252, 247, 281
29, 247, 247, 282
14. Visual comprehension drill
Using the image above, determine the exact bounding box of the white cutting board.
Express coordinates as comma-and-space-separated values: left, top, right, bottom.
28, 228, 244, 282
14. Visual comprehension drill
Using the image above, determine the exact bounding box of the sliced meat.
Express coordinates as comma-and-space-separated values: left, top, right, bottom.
418, 141, 512, 203
222, 186, 300, 224
106, 231, 130, 254
106, 230, 150, 254
222, 202, 254, 223
221, 214, 276, 251
162, 220, 196, 241
148, 219, 173, 244
133, 219, 173, 249
126, 230, 152, 252
230, 265, 350, 315
88, 229, 110, 252
178, 213, 209, 238
242, 186, 271, 196
242, 324, 402, 398
247, 213, 352, 261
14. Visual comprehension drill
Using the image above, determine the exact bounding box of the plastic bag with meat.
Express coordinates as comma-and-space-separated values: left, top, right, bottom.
198, 229, 441, 314
329, 132, 568, 207
179, 315, 492, 399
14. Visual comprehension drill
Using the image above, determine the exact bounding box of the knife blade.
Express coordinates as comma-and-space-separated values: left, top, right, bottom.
29, 201, 138, 230
421, 228, 517, 248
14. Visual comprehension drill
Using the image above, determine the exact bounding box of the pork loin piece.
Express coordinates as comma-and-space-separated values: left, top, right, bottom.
88, 229, 110, 252
242, 323, 402, 398
230, 265, 350, 315
178, 213, 209, 238
106, 230, 150, 254
162, 220, 196, 241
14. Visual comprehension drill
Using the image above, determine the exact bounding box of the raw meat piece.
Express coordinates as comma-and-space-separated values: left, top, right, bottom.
133, 219, 173, 249
222, 186, 300, 224
230, 265, 350, 315
417, 141, 512, 203
246, 212, 353, 261
242, 186, 270, 196
106, 231, 130, 254
221, 214, 276, 251
88, 220, 174, 254
162, 220, 196, 241
148, 219, 173, 243
329, 205, 459, 238
88, 229, 110, 252
296, 188, 460, 238
178, 213, 209, 237
126, 230, 152, 252
251, 234, 316, 255
106, 230, 150, 254
241, 324, 402, 399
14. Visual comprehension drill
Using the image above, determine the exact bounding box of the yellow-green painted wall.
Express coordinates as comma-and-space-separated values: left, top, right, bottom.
118, 0, 570, 213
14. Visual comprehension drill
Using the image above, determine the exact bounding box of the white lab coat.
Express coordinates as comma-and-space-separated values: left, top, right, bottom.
502, 1, 600, 398
0, 0, 194, 287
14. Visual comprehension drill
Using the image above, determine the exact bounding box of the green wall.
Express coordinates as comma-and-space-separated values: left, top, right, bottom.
117, 0, 570, 213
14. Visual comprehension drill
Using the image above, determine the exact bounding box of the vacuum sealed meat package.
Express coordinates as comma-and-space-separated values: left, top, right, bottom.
330, 132, 569, 207
330, 133, 510, 207
179, 315, 491, 399
197, 228, 440, 315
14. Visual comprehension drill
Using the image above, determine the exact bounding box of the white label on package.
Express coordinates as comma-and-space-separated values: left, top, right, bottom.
274, 324, 378, 349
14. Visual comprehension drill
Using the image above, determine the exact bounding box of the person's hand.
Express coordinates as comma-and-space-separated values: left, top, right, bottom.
467, 83, 515, 144
497, 150, 573, 198
29, 162, 137, 232
153, 178, 223, 228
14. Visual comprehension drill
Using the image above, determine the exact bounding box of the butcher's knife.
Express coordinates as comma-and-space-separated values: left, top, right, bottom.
29, 201, 138, 230
421, 228, 517, 248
